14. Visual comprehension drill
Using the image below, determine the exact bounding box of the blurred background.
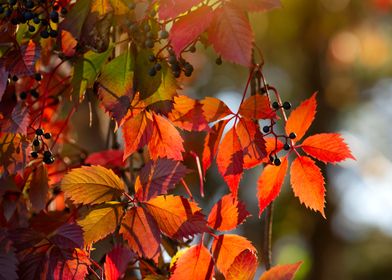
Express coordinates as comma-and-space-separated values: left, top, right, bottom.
72, 0, 392, 279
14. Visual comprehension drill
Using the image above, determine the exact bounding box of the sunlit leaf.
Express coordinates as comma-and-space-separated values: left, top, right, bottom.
85, 149, 125, 169
226, 250, 258, 280
259, 261, 303, 280
239, 95, 276, 120
201, 97, 232, 123
104, 245, 135, 280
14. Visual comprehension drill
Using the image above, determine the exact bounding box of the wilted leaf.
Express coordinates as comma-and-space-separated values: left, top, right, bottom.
120, 206, 161, 261
239, 95, 275, 120
259, 261, 303, 280
135, 158, 187, 201
285, 93, 317, 141
212, 234, 256, 277
301, 133, 355, 163
143, 195, 208, 239
170, 244, 214, 280
216, 127, 243, 196
290, 156, 325, 217
77, 202, 123, 245
257, 157, 288, 216
208, 4, 253, 66
226, 250, 258, 280
61, 165, 125, 205
207, 194, 250, 231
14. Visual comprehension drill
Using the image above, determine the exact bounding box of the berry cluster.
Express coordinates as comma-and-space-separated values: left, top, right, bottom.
167, 50, 194, 78
30, 128, 55, 164
16, 73, 42, 100
0, 0, 67, 38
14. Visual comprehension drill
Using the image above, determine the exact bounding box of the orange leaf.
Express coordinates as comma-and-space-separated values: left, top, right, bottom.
122, 111, 153, 161
168, 95, 209, 131
135, 158, 187, 201
212, 234, 256, 277
201, 97, 232, 122
262, 137, 284, 163
208, 4, 254, 66
170, 6, 214, 56
207, 194, 250, 231
158, 0, 204, 20
285, 93, 317, 141
226, 250, 258, 280
202, 120, 228, 173
301, 133, 355, 163
237, 118, 266, 168
120, 207, 161, 262
149, 113, 184, 161
239, 95, 276, 120
216, 127, 244, 196
104, 246, 135, 280
257, 156, 288, 216
170, 244, 214, 280
143, 195, 208, 239
290, 156, 326, 218
259, 261, 303, 280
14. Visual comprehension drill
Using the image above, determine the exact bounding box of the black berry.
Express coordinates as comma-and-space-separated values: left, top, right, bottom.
173, 70, 181, 78
20, 91, 27, 100
49, 29, 58, 38
23, 11, 34, 21
262, 126, 270, 133
168, 55, 177, 65
61, 7, 67, 15
50, 11, 59, 23
215, 57, 222, 65
12, 75, 18, 82
283, 101, 291, 110
145, 39, 154, 48
44, 132, 52, 139
154, 63, 161, 71
274, 158, 281, 166
30, 151, 39, 159
148, 67, 157, 77
43, 156, 55, 164
289, 132, 296, 139
35, 128, 44, 136
272, 102, 280, 109
159, 30, 169, 39
143, 24, 151, 32
43, 150, 52, 158
283, 143, 290, 151
30, 89, 39, 98
40, 30, 49, 39
33, 17, 40, 24
148, 55, 156, 62
33, 139, 41, 147
28, 25, 36, 33
189, 45, 196, 53
34, 73, 42, 81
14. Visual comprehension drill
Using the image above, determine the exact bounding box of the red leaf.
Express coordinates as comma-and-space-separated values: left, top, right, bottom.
9, 40, 40, 76
285, 93, 317, 141
135, 158, 187, 201
212, 234, 256, 277
216, 127, 243, 196
301, 133, 355, 163
231, 0, 281, 13
51, 248, 91, 280
143, 195, 208, 239
158, 0, 204, 20
2, 103, 30, 134
208, 4, 253, 66
239, 95, 276, 119
259, 261, 303, 280
236, 118, 266, 168
207, 194, 250, 231
104, 246, 135, 280
170, 244, 214, 280
85, 149, 125, 169
120, 207, 161, 262
122, 111, 153, 160
257, 157, 288, 216
149, 113, 185, 161
168, 95, 209, 131
202, 120, 228, 173
226, 250, 258, 280
290, 156, 326, 218
201, 97, 233, 122
170, 6, 214, 56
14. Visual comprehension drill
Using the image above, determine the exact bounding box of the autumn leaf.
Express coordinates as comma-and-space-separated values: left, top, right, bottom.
236, 118, 266, 168
143, 195, 208, 239
226, 250, 258, 280
231, 0, 282, 13
49, 223, 84, 249
168, 95, 209, 132
122, 111, 154, 161
285, 93, 317, 141
259, 261, 303, 280
135, 158, 187, 201
201, 97, 233, 122
50, 248, 91, 280
104, 245, 135, 280
2, 103, 30, 134
212, 234, 256, 277
216, 127, 244, 196
77, 202, 124, 245
148, 113, 185, 161
85, 149, 125, 168
257, 157, 288, 216
170, 244, 214, 280
202, 120, 229, 173
158, 0, 204, 20
208, 3, 253, 66
262, 137, 284, 163
61, 165, 125, 205
170, 6, 214, 56
8, 40, 40, 76
290, 156, 326, 217
120, 207, 161, 261
301, 133, 355, 163
238, 95, 276, 120
207, 194, 250, 231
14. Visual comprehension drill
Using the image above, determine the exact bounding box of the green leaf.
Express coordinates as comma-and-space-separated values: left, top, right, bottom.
61, 165, 125, 205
